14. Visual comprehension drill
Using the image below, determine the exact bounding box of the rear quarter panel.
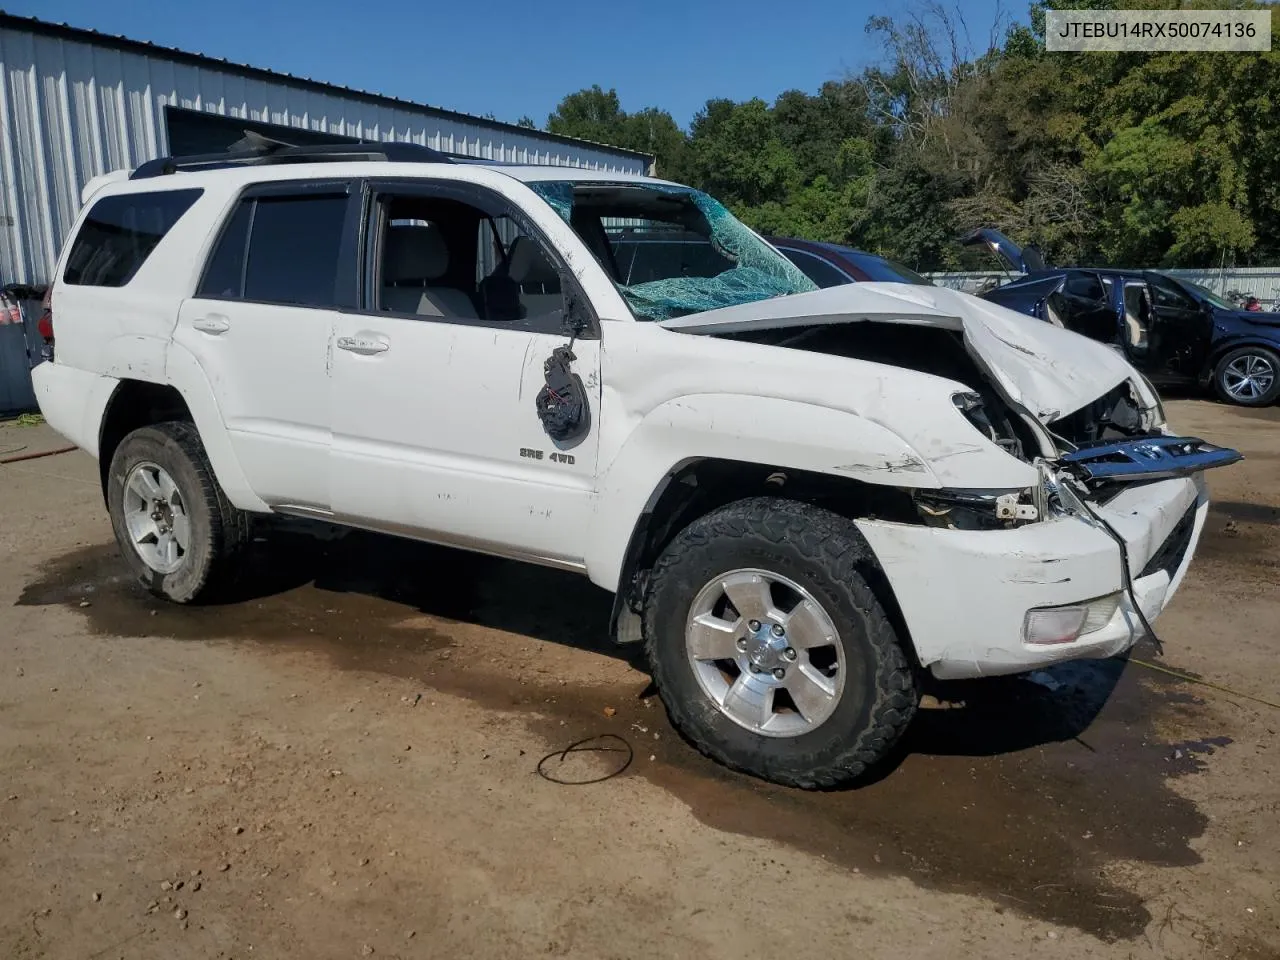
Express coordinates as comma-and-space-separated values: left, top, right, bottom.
47, 179, 233, 380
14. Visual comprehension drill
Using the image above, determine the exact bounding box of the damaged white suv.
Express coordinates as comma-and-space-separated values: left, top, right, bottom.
34, 141, 1241, 788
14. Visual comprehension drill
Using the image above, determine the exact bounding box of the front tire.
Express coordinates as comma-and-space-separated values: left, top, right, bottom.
106, 421, 250, 603
643, 498, 918, 788
1213, 346, 1280, 406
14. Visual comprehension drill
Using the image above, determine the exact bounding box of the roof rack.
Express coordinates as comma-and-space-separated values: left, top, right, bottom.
130, 132, 454, 180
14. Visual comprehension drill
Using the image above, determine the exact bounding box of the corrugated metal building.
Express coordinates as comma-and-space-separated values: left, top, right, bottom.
0, 12, 652, 288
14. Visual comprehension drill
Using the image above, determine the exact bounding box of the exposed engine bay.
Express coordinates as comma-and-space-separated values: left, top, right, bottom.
720, 322, 1155, 463
715, 320, 1240, 539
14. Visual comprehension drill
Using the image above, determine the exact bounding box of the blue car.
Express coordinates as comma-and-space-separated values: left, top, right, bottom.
965, 229, 1280, 407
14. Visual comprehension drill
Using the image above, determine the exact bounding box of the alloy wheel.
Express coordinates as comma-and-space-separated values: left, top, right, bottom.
685, 568, 846, 737
122, 461, 190, 574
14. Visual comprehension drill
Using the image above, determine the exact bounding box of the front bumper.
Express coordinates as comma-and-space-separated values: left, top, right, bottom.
855, 473, 1207, 679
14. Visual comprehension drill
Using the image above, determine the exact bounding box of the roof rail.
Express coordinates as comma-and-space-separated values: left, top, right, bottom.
130, 134, 454, 180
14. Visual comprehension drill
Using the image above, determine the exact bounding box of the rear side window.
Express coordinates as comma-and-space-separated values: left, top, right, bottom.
63, 188, 202, 287
1064, 272, 1106, 301
779, 248, 851, 289
198, 194, 348, 307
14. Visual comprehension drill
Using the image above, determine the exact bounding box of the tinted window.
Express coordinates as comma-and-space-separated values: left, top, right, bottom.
198, 201, 253, 299
843, 251, 933, 285
243, 196, 348, 307
63, 189, 202, 287
1064, 272, 1105, 300
778, 248, 851, 288
1149, 275, 1198, 311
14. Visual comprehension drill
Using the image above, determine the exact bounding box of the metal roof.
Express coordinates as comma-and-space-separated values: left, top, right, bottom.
0, 11, 653, 164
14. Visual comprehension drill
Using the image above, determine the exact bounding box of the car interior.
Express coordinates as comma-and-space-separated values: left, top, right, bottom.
1122, 281, 1152, 352
375, 195, 563, 324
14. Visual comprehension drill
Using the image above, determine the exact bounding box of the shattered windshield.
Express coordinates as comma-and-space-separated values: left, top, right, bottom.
528, 181, 817, 321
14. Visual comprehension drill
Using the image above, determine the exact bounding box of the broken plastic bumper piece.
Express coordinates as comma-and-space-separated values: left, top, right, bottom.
1059, 436, 1242, 483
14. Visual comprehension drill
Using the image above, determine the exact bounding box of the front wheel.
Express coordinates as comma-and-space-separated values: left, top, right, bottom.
1213, 346, 1280, 406
643, 498, 918, 788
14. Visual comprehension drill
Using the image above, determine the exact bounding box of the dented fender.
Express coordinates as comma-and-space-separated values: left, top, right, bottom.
164, 341, 269, 513
583, 392, 944, 589
582, 321, 1042, 591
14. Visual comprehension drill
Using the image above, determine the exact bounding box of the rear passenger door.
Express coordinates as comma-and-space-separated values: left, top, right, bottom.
175, 181, 357, 512
1052, 271, 1117, 342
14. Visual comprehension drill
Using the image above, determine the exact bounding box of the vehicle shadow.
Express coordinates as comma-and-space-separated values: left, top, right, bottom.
223, 523, 1126, 768
1209, 499, 1280, 527
18, 523, 1133, 772
227, 523, 627, 661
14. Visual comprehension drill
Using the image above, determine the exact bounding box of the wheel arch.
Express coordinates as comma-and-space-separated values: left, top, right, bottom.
605, 456, 921, 667
98, 351, 267, 513
1200, 335, 1280, 383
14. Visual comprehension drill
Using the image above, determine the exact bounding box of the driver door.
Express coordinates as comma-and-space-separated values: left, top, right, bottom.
1143, 272, 1212, 381
329, 179, 602, 568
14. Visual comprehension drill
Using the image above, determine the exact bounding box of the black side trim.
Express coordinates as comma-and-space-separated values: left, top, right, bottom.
1139, 503, 1198, 579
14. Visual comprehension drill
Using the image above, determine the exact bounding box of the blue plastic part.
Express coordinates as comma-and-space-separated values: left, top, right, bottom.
1060, 436, 1243, 482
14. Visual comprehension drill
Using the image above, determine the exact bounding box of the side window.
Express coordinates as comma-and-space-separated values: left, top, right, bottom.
1064, 272, 1105, 301
63, 188, 203, 287
244, 196, 347, 307
1148, 275, 1197, 312
198, 201, 253, 299
197, 193, 347, 307
372, 189, 566, 332
780, 248, 852, 289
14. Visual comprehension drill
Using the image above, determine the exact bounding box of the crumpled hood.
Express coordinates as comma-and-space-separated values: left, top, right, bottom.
661, 282, 1137, 422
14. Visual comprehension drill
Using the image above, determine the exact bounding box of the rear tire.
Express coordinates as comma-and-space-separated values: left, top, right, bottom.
643, 497, 917, 788
106, 421, 250, 603
1213, 345, 1280, 406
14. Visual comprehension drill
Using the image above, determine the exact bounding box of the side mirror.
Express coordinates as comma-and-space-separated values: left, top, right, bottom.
561, 289, 593, 340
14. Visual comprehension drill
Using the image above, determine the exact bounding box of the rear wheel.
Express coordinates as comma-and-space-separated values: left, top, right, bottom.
643, 497, 918, 788
106, 421, 250, 603
1213, 346, 1280, 406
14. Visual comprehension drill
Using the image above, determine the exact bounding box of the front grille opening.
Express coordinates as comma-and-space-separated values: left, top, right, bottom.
1139, 504, 1198, 579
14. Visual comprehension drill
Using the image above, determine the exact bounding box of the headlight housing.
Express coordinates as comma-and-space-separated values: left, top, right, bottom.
1133, 374, 1166, 431
914, 487, 1041, 530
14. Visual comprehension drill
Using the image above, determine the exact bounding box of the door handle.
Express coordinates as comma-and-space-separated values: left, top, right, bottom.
191, 314, 230, 334
336, 335, 389, 355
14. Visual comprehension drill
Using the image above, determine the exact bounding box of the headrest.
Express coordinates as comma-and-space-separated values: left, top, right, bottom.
384, 224, 448, 283
507, 236, 559, 286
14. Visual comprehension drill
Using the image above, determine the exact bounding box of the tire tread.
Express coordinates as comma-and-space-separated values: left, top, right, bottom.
643, 497, 917, 789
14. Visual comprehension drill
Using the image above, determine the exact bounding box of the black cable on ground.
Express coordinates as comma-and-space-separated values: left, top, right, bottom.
537, 734, 633, 785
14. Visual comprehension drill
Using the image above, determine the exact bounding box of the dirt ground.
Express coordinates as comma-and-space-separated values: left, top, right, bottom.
1, 398, 1277, 960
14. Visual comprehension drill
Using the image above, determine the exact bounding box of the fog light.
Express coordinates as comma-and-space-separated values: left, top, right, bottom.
1080, 593, 1122, 634
1022, 593, 1122, 645
1023, 606, 1088, 645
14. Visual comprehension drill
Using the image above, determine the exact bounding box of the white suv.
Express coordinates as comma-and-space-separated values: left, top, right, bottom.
33, 142, 1240, 788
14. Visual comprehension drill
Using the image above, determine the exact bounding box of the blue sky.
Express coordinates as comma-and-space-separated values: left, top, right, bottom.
17, 0, 1021, 128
